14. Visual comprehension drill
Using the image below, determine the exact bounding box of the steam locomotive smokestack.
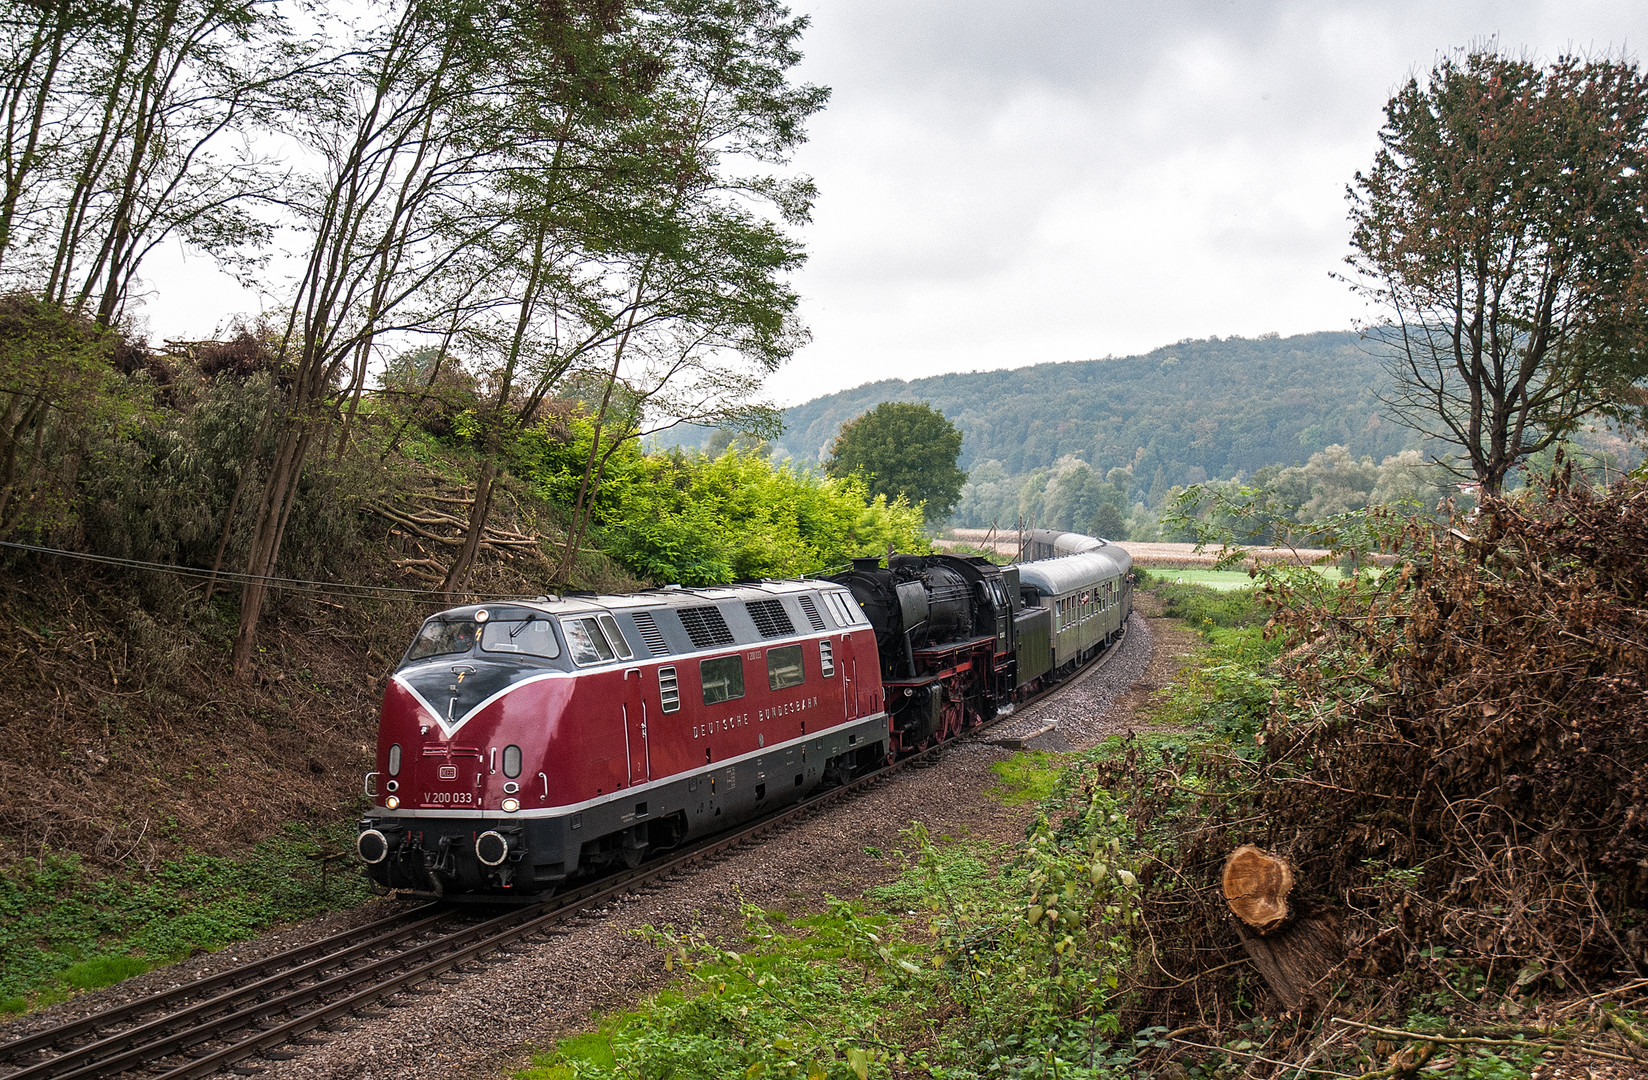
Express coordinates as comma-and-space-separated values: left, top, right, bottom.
851, 557, 881, 572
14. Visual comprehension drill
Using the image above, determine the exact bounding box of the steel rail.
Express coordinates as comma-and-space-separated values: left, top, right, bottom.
0, 909, 463, 1080
1, 629, 1129, 1080
0, 904, 441, 1066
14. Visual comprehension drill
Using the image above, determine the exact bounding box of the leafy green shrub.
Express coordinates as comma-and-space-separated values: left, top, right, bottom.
521, 415, 929, 585
1154, 581, 1265, 635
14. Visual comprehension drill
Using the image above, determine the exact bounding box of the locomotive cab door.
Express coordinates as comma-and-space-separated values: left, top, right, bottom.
623, 668, 650, 784
836, 635, 858, 718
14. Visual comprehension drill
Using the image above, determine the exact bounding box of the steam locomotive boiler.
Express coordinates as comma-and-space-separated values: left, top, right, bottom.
825, 553, 1060, 752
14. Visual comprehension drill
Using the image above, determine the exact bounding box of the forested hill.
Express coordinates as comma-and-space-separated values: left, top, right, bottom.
774, 331, 1418, 494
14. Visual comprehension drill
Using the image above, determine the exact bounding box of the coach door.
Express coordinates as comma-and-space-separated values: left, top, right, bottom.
622, 668, 650, 784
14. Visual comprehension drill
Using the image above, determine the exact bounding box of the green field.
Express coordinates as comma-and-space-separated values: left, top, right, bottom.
1148, 568, 1255, 591
1144, 566, 1347, 591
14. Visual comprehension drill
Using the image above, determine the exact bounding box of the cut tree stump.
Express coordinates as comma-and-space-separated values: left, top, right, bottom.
1221, 845, 1342, 1011
1222, 844, 1293, 933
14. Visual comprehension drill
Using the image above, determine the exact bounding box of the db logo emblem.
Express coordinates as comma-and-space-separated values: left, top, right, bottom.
438, 765, 458, 780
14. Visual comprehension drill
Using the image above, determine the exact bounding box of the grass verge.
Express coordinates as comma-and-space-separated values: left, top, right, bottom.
0, 820, 370, 1014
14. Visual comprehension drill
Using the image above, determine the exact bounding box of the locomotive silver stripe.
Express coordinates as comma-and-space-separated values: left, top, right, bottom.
393, 670, 573, 739
372, 712, 890, 820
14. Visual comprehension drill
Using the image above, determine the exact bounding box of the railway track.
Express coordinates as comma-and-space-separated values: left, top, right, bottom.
0, 633, 1126, 1080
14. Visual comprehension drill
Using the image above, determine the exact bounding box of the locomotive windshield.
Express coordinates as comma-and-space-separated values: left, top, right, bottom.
404, 617, 478, 662
480, 616, 561, 658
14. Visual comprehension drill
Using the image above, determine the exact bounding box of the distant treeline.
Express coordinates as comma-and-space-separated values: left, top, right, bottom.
772, 332, 1414, 495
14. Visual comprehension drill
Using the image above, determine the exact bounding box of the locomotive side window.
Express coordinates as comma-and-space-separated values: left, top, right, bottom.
658, 666, 681, 713
480, 616, 561, 658
596, 615, 634, 660
818, 640, 835, 677
387, 743, 402, 776
560, 617, 616, 665
823, 591, 865, 628
502, 744, 521, 778
700, 655, 745, 705
404, 618, 478, 662
766, 644, 805, 690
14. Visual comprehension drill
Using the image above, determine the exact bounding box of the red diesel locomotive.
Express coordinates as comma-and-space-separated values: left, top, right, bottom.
355, 580, 890, 896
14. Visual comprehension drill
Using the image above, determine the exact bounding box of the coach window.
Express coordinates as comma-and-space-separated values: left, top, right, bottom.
767, 644, 805, 690
701, 655, 745, 705
481, 615, 561, 658
560, 616, 616, 665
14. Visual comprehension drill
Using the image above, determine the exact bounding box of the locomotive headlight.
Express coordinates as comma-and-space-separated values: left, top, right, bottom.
385, 795, 400, 810
501, 797, 520, 813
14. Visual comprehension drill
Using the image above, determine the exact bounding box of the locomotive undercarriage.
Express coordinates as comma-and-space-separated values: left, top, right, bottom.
886, 635, 1001, 754
358, 712, 891, 899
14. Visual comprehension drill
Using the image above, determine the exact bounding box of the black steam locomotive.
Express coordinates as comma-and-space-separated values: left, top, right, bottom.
826, 532, 1132, 755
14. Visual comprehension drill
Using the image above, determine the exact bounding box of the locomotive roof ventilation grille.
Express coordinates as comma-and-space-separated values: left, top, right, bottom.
745, 599, 796, 639
630, 610, 668, 656
678, 605, 736, 649
797, 594, 826, 632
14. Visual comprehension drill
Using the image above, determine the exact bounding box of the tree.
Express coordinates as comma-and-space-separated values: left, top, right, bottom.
1347, 49, 1648, 495
0, 0, 284, 321
826, 401, 966, 525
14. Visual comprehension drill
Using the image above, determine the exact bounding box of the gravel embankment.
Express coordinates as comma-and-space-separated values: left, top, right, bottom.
4, 614, 1168, 1080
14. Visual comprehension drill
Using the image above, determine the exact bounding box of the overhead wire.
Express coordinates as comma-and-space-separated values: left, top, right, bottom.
0, 539, 544, 604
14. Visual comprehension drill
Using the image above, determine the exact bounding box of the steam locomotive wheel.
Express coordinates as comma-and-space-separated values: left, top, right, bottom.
940, 691, 965, 741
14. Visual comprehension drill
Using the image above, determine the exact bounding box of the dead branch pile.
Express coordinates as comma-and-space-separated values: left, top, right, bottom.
368, 472, 552, 584
1103, 469, 1648, 1032
1259, 469, 1648, 985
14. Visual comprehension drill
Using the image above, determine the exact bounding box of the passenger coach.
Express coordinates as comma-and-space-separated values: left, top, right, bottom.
1016, 541, 1132, 674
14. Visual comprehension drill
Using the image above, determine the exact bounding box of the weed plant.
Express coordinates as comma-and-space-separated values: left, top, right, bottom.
523, 788, 1147, 1079
1153, 581, 1266, 634
0, 821, 369, 1013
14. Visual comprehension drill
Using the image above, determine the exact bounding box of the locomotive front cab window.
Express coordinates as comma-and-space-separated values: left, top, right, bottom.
823, 590, 865, 628
560, 616, 617, 665
766, 644, 806, 690
700, 655, 745, 705
480, 615, 561, 658
404, 618, 478, 663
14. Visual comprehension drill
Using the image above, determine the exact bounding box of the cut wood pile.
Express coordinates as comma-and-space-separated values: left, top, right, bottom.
1107, 467, 1648, 1027
367, 471, 553, 585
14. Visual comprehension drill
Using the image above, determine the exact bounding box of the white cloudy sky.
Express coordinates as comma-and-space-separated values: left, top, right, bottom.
139, 1, 1646, 406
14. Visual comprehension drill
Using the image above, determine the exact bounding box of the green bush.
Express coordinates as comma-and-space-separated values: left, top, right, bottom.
1154, 581, 1266, 635
521, 414, 929, 585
